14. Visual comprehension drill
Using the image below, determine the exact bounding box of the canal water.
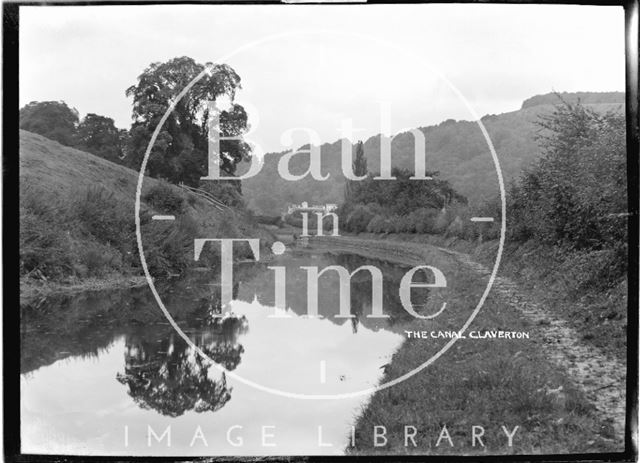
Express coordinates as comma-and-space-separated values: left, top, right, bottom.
20, 251, 435, 456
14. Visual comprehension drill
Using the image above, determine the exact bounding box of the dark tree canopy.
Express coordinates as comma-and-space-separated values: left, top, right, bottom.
125, 56, 251, 186
76, 113, 123, 162
116, 335, 233, 417
116, 315, 248, 417
345, 140, 368, 202
19, 101, 79, 146
353, 140, 367, 177
348, 167, 465, 216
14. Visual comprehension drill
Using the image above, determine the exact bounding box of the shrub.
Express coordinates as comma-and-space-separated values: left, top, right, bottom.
468, 197, 502, 241
19, 180, 226, 280
364, 202, 385, 216
20, 187, 75, 278
74, 186, 133, 250
395, 215, 414, 233
283, 213, 304, 228
80, 242, 123, 276
410, 207, 439, 234
445, 216, 468, 239
367, 215, 386, 233
200, 181, 244, 208
380, 217, 397, 234
138, 212, 200, 275
143, 182, 185, 214
345, 205, 375, 232
433, 208, 453, 234
508, 101, 626, 252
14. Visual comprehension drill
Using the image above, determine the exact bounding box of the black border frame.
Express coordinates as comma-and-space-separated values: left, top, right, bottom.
3, 1, 638, 462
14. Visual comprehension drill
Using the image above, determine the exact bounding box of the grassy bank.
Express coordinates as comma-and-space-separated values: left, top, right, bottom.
348, 232, 628, 363
350, 274, 617, 454
305, 235, 623, 454
19, 130, 273, 299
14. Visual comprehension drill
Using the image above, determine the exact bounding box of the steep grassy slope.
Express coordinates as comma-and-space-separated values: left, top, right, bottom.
242, 92, 624, 214
20, 130, 271, 287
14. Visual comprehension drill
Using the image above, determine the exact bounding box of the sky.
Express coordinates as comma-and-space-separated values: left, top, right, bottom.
20, 4, 625, 154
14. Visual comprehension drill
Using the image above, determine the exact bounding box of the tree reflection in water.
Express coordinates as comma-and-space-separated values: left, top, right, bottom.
22, 254, 432, 418
116, 315, 248, 417
334, 253, 432, 333
116, 275, 250, 417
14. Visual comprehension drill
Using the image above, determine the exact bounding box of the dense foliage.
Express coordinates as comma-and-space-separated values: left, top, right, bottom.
20, 182, 206, 279
19, 101, 129, 164
344, 140, 367, 203
20, 56, 253, 202
142, 182, 186, 215
502, 100, 628, 286
76, 113, 125, 162
339, 164, 467, 234
20, 101, 80, 146
19, 57, 263, 285
508, 101, 626, 250
125, 56, 251, 187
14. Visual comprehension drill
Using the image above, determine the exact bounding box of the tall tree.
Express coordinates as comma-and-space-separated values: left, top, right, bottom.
19, 101, 79, 146
125, 56, 251, 186
353, 140, 367, 176
76, 113, 123, 162
345, 140, 367, 202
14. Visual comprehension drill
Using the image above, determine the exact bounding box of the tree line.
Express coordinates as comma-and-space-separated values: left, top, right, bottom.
20, 56, 250, 197
338, 140, 468, 234
337, 96, 627, 283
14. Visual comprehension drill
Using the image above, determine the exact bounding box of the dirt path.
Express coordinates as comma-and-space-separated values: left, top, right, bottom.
309, 235, 627, 443
435, 246, 627, 442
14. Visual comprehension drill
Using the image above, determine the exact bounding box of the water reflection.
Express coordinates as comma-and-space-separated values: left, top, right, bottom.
20, 251, 431, 455
238, 251, 435, 332
116, 315, 248, 417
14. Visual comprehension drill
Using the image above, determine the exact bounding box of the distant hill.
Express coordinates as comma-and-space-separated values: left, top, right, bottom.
242, 91, 624, 215
520, 91, 624, 109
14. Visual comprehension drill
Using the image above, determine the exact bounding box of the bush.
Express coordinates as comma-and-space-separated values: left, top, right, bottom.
74, 186, 133, 251
200, 181, 244, 208
139, 213, 200, 275
80, 242, 123, 276
20, 180, 243, 280
395, 215, 414, 233
407, 208, 439, 234
433, 208, 453, 234
345, 205, 375, 232
20, 187, 75, 278
508, 101, 626, 253
283, 213, 304, 228
143, 182, 185, 214
379, 217, 397, 234
20, 184, 138, 279
367, 215, 386, 233
470, 197, 502, 240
